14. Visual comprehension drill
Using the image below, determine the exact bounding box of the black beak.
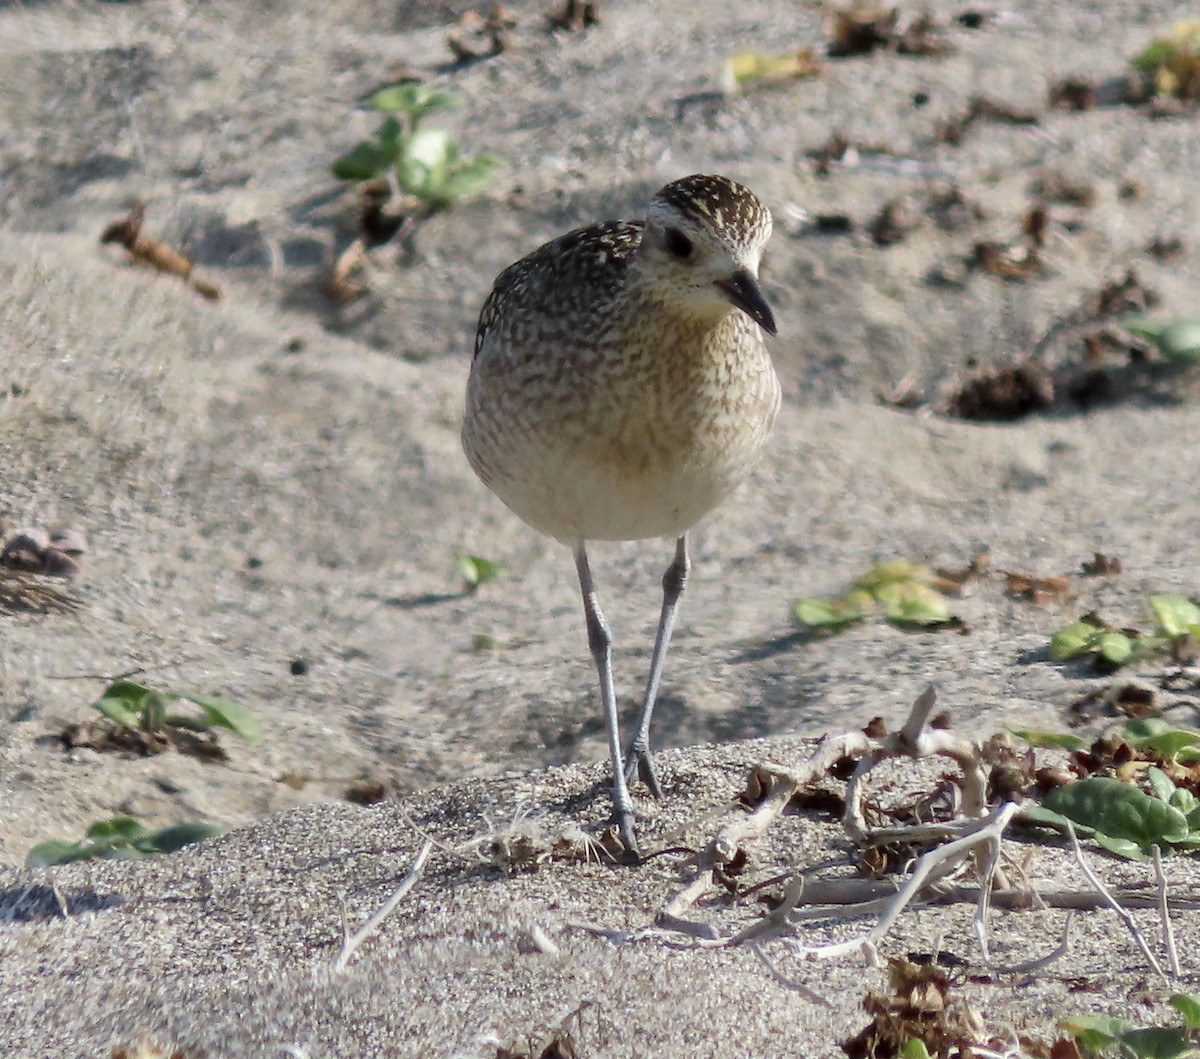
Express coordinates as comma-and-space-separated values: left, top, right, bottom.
714, 269, 778, 336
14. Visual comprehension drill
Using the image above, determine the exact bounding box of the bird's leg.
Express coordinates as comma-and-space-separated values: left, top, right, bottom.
573, 540, 639, 858
624, 534, 689, 797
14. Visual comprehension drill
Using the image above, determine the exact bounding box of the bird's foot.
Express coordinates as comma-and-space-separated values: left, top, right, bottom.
613, 807, 641, 864
623, 746, 664, 800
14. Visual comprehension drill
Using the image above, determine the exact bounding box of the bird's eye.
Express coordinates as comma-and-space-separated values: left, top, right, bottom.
664, 228, 694, 259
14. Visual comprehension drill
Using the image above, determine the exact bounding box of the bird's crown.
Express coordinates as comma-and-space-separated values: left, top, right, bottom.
647, 174, 772, 253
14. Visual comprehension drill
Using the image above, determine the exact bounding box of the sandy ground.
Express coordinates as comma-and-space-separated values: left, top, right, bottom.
1, 0, 1199, 1054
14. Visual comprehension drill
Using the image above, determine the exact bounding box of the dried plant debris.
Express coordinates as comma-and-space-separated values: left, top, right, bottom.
1080, 552, 1122, 577
0, 526, 85, 579
807, 132, 902, 176
328, 238, 369, 304
936, 271, 1168, 421
1005, 571, 1071, 605
345, 779, 388, 805
722, 48, 823, 94
1030, 173, 1096, 208
869, 195, 920, 245
935, 94, 1039, 145
496, 1002, 595, 1059
826, 5, 953, 59
971, 237, 1043, 281
448, 5, 516, 61
1049, 21, 1200, 114
946, 361, 1054, 421
1069, 683, 1155, 726
359, 181, 411, 246
841, 956, 986, 1058
1147, 234, 1184, 260
1047, 75, 1134, 111
0, 570, 81, 615
546, 0, 599, 33
100, 202, 220, 301
462, 809, 618, 872
956, 10, 993, 30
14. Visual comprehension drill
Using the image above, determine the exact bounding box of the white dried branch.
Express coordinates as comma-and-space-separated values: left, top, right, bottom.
788, 802, 1020, 963
1152, 844, 1181, 977
750, 941, 835, 1007
1064, 823, 1168, 982
334, 839, 433, 973
988, 912, 1074, 975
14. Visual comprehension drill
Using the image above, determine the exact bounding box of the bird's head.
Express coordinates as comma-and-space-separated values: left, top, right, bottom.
636, 174, 777, 336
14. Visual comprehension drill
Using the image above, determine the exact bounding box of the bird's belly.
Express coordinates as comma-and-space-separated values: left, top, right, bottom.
467, 402, 776, 543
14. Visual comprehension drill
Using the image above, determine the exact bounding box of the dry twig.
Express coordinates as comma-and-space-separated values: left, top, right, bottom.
333, 839, 433, 973
1064, 822, 1168, 981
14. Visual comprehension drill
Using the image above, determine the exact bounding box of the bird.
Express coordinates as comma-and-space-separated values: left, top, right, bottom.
462, 173, 780, 858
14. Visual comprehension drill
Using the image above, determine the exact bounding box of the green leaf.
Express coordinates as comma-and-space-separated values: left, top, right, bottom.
92, 680, 155, 728
854, 560, 929, 591
795, 597, 845, 627
1049, 620, 1103, 661
1117, 1027, 1197, 1059
1157, 319, 1200, 362
1008, 726, 1088, 751
332, 140, 394, 181
878, 581, 951, 626
1095, 630, 1134, 666
1044, 777, 1190, 856
794, 589, 874, 629
1171, 993, 1200, 1033
147, 822, 225, 853
433, 156, 501, 203
457, 554, 502, 590
899, 1040, 933, 1059
1147, 766, 1178, 803
140, 689, 172, 732
1061, 1014, 1135, 1050
1120, 313, 1171, 340
1125, 717, 1200, 763
1018, 803, 1094, 836
86, 816, 152, 844
178, 692, 262, 744
93, 694, 143, 728
1125, 717, 1174, 739
25, 840, 93, 868
373, 84, 459, 119
1093, 832, 1149, 860
403, 127, 453, 170
1151, 595, 1200, 637
1171, 787, 1199, 815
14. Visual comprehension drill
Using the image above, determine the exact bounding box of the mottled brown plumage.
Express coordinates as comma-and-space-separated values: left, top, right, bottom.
462, 174, 780, 856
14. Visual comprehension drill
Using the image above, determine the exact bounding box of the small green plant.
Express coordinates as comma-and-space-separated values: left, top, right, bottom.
457, 554, 503, 593
332, 85, 500, 207
1121, 314, 1200, 364
794, 560, 952, 631
1130, 19, 1200, 101
1017, 717, 1200, 860
1063, 992, 1200, 1058
27, 816, 224, 867
1049, 595, 1200, 670
92, 680, 261, 744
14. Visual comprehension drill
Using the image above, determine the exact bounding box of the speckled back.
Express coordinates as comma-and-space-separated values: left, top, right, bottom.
474, 219, 644, 361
